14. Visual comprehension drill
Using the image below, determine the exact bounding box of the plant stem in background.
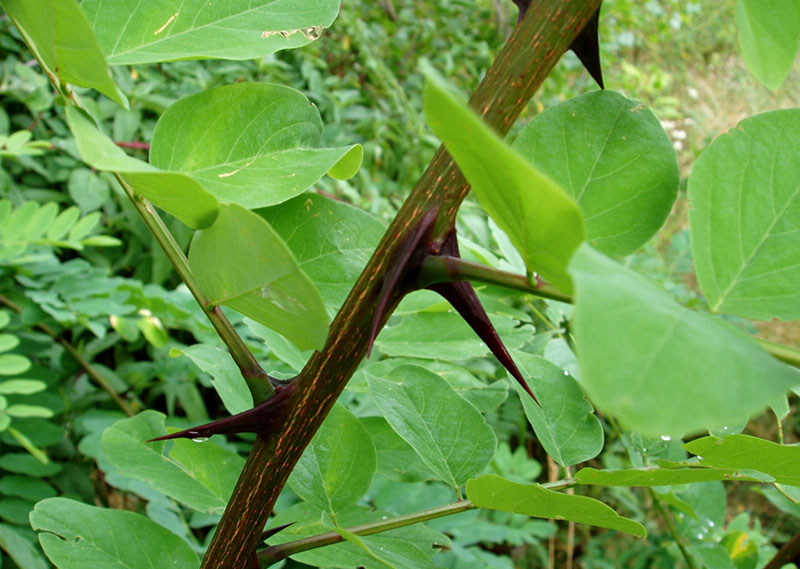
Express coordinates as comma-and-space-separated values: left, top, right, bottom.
116, 176, 273, 404
200, 2, 603, 567
650, 488, 698, 569
258, 500, 475, 565
0, 294, 135, 417
764, 530, 800, 569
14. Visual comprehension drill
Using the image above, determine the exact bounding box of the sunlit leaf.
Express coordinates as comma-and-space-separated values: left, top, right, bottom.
84, 0, 341, 65
65, 105, 218, 229
423, 70, 584, 291
150, 83, 362, 209
0, 0, 127, 106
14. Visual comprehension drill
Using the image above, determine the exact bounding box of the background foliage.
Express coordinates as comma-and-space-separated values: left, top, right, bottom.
0, 1, 799, 568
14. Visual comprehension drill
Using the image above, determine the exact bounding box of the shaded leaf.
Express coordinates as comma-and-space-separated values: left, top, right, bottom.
367, 365, 496, 488
189, 204, 329, 350
170, 344, 252, 414
0, 523, 48, 569
259, 193, 384, 312
289, 404, 377, 515
689, 109, 800, 320
513, 90, 679, 256
31, 498, 199, 569
466, 475, 646, 537
84, 0, 340, 65
150, 83, 362, 209
569, 244, 800, 437
101, 411, 245, 513
513, 351, 603, 466
423, 70, 584, 291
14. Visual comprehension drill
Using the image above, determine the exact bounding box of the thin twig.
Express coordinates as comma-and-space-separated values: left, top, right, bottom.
0, 294, 135, 416
764, 530, 800, 569
649, 488, 698, 569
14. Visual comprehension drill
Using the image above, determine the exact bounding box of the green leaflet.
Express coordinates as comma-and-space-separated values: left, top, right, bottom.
169, 344, 252, 414
689, 109, 800, 321
188, 204, 329, 351
84, 0, 341, 65
0, 0, 127, 107
65, 106, 218, 229
31, 498, 199, 569
288, 403, 377, 516
466, 475, 646, 537
512, 90, 679, 257
101, 411, 245, 514
513, 351, 603, 467
684, 434, 800, 486
423, 70, 584, 292
737, 0, 800, 90
367, 365, 496, 489
150, 83, 362, 210
569, 244, 800, 437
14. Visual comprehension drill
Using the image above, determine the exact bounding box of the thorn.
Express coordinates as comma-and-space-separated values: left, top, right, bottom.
261, 522, 295, 542
570, 6, 604, 89
425, 232, 539, 405
147, 382, 296, 441
514, 1, 604, 89
368, 207, 440, 356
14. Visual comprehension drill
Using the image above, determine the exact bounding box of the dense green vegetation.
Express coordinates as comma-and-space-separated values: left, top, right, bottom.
0, 1, 799, 568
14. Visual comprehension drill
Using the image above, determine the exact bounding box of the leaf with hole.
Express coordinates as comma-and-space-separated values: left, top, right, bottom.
466, 475, 646, 537
150, 83, 362, 210
689, 109, 800, 321
84, 0, 341, 65
188, 204, 329, 351
31, 498, 199, 569
569, 244, 800, 437
512, 90, 679, 257
423, 70, 584, 291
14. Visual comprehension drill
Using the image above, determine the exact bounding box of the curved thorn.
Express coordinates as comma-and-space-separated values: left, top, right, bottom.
425, 230, 539, 404
260, 522, 296, 542
147, 382, 296, 442
368, 207, 440, 356
570, 6, 604, 89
